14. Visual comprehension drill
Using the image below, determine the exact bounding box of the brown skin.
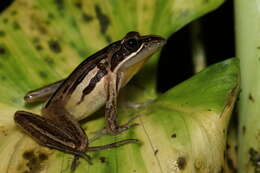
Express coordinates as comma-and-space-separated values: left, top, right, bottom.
14, 31, 166, 170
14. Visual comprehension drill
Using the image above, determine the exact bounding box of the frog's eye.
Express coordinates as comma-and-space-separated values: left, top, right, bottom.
124, 39, 139, 50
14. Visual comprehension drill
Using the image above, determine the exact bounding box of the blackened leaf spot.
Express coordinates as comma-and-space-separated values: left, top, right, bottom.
35, 44, 43, 51
75, 2, 82, 9
99, 156, 106, 163
105, 35, 112, 43
39, 71, 48, 79
219, 167, 224, 173
226, 144, 230, 150
22, 150, 48, 173
44, 57, 54, 66
154, 149, 158, 155
23, 151, 34, 160
177, 157, 186, 170
235, 145, 238, 152
55, 0, 65, 13
11, 10, 17, 16
0, 30, 5, 37
249, 148, 260, 172
39, 153, 48, 161
249, 93, 255, 102
48, 13, 54, 19
0, 47, 6, 54
82, 13, 93, 22
13, 21, 21, 30
242, 126, 246, 135
95, 5, 110, 33
3, 18, 8, 24
227, 157, 235, 171
171, 133, 177, 138
48, 40, 62, 53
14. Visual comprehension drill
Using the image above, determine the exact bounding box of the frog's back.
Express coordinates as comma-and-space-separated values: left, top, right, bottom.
42, 48, 110, 120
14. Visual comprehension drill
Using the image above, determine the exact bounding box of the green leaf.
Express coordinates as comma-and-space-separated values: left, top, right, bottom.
0, 57, 240, 172
0, 0, 233, 172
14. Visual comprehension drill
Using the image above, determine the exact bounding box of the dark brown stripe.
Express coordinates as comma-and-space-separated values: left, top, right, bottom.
45, 53, 107, 108
67, 62, 97, 94
111, 48, 126, 71
77, 68, 108, 105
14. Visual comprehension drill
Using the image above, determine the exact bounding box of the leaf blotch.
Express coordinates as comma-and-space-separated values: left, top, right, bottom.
105, 35, 112, 43
0, 126, 8, 136
35, 44, 43, 51
177, 157, 186, 170
22, 150, 48, 173
23, 151, 34, 160
226, 144, 230, 150
0, 47, 6, 54
82, 13, 93, 22
95, 5, 110, 33
0, 30, 6, 37
3, 18, 8, 24
13, 21, 21, 30
227, 157, 235, 171
99, 156, 106, 163
39, 153, 48, 161
11, 10, 17, 16
242, 126, 246, 135
44, 57, 54, 66
39, 71, 48, 79
55, 0, 65, 13
219, 167, 224, 173
74, 2, 82, 9
154, 149, 158, 155
235, 145, 238, 152
171, 133, 177, 138
48, 13, 54, 19
249, 93, 255, 102
249, 148, 260, 172
48, 40, 62, 53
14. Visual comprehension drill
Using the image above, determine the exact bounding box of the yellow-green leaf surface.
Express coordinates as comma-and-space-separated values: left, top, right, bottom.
0, 0, 234, 172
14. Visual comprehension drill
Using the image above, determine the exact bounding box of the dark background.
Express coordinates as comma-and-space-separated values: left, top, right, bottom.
0, 0, 234, 93
157, 0, 234, 92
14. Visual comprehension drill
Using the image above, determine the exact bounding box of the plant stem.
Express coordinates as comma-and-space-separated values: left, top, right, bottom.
235, 0, 260, 172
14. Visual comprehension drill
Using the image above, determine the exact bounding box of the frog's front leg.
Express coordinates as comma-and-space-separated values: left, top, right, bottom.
103, 73, 139, 136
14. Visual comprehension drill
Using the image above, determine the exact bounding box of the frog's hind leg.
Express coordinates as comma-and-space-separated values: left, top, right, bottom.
24, 79, 64, 103
14, 111, 91, 164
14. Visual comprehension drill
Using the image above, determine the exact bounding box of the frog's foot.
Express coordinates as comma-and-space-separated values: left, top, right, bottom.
71, 153, 92, 171
91, 115, 139, 136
